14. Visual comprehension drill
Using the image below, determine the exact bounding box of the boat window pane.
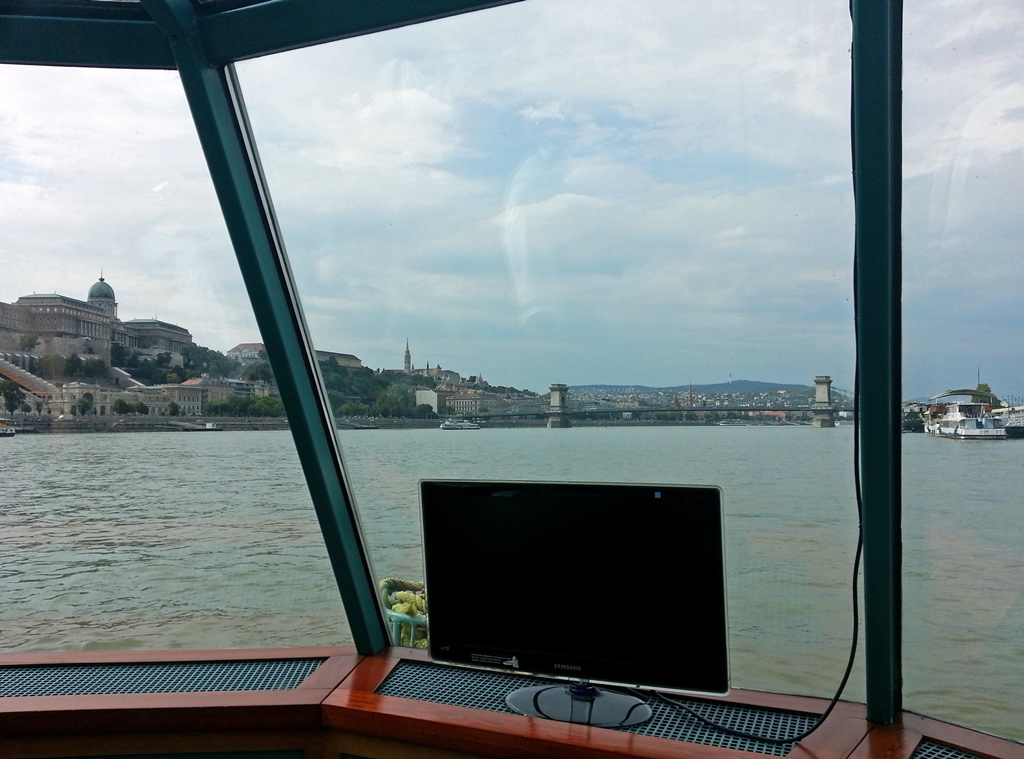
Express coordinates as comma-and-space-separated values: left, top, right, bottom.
237, 1, 862, 699
0, 64, 349, 651
901, 0, 1024, 741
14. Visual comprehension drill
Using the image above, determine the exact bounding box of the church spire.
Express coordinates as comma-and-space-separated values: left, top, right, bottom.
404, 339, 412, 373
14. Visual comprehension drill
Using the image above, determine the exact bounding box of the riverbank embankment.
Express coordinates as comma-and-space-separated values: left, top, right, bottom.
11, 417, 291, 434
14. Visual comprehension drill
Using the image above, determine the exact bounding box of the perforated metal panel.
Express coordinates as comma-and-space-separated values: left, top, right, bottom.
0, 658, 325, 697
376, 660, 818, 756
912, 740, 985, 759
75, 753, 302, 759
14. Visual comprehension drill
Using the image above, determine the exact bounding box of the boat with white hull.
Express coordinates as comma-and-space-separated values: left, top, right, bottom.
440, 419, 480, 430
924, 393, 1005, 440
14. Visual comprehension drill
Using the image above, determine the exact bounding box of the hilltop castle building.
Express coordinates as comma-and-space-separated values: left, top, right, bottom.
0, 276, 193, 364
0, 277, 294, 418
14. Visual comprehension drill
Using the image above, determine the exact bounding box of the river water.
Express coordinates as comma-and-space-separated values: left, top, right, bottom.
1, 425, 1021, 740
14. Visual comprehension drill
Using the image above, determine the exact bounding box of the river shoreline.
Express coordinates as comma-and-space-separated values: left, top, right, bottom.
3, 416, 828, 434
7, 416, 292, 434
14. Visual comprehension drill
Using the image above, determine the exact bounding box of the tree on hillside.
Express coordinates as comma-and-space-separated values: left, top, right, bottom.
64, 353, 82, 377
973, 383, 1002, 406
38, 353, 66, 379
411, 403, 436, 419
316, 363, 439, 417
203, 394, 284, 417
245, 362, 274, 383
375, 384, 414, 417
18, 333, 40, 352
110, 342, 130, 367
2, 380, 26, 414
80, 357, 108, 378
181, 344, 241, 378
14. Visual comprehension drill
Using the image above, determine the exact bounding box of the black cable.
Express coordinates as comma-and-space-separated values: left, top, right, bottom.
648, 503, 862, 745
645, 4, 867, 743
644, 314, 864, 746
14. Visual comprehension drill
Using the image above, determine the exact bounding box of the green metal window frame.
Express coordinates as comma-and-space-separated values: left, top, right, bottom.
0, 0, 904, 723
851, 0, 903, 724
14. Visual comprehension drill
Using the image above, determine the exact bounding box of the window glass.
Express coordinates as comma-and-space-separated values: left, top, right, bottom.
0, 64, 348, 651
901, 0, 1023, 740
238, 1, 862, 698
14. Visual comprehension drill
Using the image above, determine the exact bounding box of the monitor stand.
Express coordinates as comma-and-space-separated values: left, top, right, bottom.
505, 681, 653, 727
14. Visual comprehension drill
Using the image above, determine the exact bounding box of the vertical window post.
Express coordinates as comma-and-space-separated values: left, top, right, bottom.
139, 0, 390, 655
852, 0, 903, 723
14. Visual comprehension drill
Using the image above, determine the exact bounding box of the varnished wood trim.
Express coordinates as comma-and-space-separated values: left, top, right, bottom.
2, 647, 1022, 759
324, 649, 872, 759
0, 646, 354, 667
847, 721, 923, 759
846, 714, 1024, 759
1, 728, 323, 759
898, 713, 1024, 759
325, 732, 487, 759
0, 649, 362, 738
294, 652, 363, 691
336, 647, 860, 715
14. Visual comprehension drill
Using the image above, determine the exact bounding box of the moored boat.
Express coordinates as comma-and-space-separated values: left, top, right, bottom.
0, 420, 15, 437
996, 407, 1024, 439
924, 394, 1005, 440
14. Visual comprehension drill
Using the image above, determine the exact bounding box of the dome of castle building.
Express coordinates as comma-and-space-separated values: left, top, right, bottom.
88, 277, 115, 300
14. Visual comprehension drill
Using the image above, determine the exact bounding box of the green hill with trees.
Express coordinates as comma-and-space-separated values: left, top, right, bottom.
320, 363, 436, 418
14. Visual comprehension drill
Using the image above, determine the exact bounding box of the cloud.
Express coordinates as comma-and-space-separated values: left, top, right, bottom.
1, 0, 1020, 397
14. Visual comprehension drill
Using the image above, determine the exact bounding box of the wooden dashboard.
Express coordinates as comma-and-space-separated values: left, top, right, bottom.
0, 647, 1020, 759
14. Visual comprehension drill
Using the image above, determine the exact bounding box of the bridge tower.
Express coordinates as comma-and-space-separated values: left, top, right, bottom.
547, 384, 571, 428
812, 375, 836, 428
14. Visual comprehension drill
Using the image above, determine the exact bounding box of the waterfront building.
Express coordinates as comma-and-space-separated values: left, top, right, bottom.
140, 383, 204, 416
51, 381, 124, 417
445, 391, 504, 415
414, 388, 453, 415
50, 380, 207, 417
181, 375, 274, 404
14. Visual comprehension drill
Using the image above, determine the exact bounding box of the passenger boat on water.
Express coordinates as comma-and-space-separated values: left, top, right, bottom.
992, 406, 1024, 439
0, 420, 15, 437
440, 419, 481, 430
924, 402, 1006, 439
1003, 415, 1024, 439
924, 390, 1006, 440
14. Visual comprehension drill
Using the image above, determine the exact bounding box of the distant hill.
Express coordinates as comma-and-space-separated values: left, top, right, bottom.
570, 379, 813, 395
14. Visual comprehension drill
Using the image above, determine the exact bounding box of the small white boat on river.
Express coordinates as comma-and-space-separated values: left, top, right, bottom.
440, 419, 480, 430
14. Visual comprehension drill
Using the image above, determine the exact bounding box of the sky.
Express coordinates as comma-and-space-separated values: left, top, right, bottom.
1, 0, 1021, 399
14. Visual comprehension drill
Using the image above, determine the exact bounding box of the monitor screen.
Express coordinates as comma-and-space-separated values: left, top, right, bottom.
420, 480, 728, 725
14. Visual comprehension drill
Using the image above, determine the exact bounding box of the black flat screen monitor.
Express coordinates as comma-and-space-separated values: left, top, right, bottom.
420, 480, 728, 727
